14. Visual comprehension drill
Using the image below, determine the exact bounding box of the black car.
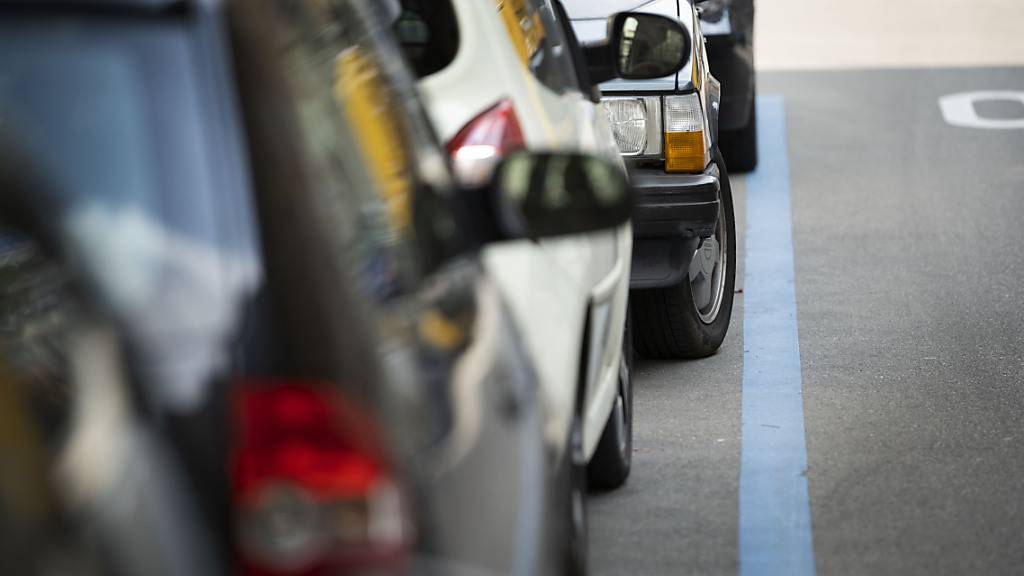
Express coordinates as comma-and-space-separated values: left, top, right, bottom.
700, 0, 757, 171
0, 1, 633, 574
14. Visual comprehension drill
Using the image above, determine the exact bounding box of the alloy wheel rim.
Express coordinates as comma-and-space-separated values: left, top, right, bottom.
688, 203, 728, 324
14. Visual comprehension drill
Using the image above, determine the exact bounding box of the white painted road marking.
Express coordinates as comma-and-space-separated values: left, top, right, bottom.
939, 91, 1024, 129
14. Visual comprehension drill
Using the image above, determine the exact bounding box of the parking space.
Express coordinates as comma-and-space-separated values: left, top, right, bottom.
591, 66, 1024, 574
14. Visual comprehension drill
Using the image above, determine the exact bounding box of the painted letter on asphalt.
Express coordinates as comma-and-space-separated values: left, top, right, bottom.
939, 91, 1024, 129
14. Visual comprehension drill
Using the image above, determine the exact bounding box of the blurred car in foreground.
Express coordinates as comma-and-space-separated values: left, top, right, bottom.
0, 0, 633, 574
567, 0, 738, 359
394, 1, 689, 572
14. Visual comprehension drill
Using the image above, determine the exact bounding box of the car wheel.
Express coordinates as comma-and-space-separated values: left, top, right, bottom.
587, 304, 633, 490
720, 90, 758, 173
560, 413, 588, 576
632, 150, 737, 359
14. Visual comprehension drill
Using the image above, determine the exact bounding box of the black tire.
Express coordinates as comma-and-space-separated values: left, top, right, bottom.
560, 413, 588, 576
719, 91, 758, 173
632, 150, 737, 359
587, 304, 633, 490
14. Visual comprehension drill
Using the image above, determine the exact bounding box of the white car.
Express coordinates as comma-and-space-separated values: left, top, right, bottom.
393, 1, 690, 572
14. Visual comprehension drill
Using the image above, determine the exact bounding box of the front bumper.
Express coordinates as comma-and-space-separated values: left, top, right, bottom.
629, 163, 721, 289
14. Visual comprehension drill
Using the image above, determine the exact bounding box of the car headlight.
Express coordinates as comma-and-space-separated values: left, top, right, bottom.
602, 98, 646, 155
664, 93, 709, 173
601, 96, 662, 157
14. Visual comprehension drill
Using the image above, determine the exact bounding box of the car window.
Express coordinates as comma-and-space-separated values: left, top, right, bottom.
394, 0, 460, 78
498, 0, 581, 95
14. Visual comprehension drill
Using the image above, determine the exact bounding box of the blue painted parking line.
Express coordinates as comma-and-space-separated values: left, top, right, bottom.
739, 96, 816, 576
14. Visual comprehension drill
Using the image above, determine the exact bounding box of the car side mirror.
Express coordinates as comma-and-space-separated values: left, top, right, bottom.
460, 152, 632, 244
582, 12, 691, 84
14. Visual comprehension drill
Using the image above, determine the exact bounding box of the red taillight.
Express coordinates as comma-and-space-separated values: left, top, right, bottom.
446, 99, 525, 185
232, 382, 406, 576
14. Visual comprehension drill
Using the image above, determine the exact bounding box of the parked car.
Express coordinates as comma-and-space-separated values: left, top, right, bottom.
567, 0, 738, 359
698, 0, 757, 172
0, 1, 634, 575
394, 1, 689, 571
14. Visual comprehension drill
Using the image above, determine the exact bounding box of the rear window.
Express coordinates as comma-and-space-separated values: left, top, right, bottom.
394, 0, 460, 77
0, 18, 221, 243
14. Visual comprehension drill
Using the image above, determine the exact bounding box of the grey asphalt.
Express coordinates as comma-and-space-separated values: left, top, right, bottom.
589, 67, 1024, 575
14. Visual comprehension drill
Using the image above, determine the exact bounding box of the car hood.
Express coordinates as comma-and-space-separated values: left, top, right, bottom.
561, 0, 658, 20
567, 0, 688, 92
